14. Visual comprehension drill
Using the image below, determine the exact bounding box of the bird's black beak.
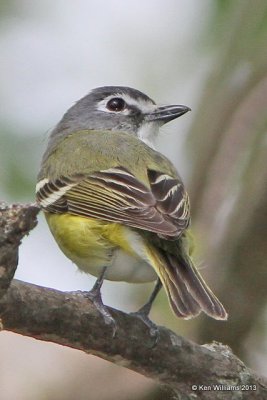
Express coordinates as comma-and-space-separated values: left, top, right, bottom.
145, 104, 191, 124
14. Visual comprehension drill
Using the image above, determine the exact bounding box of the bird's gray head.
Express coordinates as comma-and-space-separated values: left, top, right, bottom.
51, 86, 190, 147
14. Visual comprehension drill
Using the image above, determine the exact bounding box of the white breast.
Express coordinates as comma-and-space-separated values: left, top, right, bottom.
106, 249, 157, 283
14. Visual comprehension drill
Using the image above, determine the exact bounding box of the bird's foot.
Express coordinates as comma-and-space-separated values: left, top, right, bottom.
130, 306, 160, 346
85, 289, 117, 338
83, 267, 117, 337
130, 278, 161, 345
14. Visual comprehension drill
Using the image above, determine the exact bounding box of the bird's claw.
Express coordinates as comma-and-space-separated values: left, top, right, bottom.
130, 310, 160, 347
85, 290, 117, 338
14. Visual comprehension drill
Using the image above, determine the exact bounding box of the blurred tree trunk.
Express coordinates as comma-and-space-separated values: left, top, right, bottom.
187, 0, 267, 366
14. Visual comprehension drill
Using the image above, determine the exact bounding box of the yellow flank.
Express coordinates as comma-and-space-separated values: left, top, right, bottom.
145, 244, 171, 300
102, 222, 137, 255
45, 212, 142, 276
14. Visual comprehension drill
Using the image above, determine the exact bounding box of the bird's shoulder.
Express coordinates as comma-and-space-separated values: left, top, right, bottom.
39, 129, 180, 184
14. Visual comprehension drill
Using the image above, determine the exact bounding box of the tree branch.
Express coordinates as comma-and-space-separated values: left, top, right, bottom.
0, 202, 40, 299
0, 203, 266, 399
1, 280, 267, 399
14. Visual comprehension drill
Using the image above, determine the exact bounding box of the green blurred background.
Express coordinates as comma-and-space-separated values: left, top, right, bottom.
0, 1, 267, 399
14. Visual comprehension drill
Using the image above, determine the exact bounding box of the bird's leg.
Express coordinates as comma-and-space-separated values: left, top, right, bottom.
86, 266, 116, 336
138, 278, 162, 316
130, 278, 162, 342
89, 265, 107, 297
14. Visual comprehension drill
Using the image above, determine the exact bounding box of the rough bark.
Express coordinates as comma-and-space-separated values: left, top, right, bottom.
0, 202, 40, 299
0, 203, 266, 399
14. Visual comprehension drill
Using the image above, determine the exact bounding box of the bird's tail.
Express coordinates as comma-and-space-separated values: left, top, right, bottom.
146, 244, 227, 320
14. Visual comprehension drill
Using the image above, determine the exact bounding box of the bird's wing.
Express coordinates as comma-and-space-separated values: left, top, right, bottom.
36, 166, 190, 238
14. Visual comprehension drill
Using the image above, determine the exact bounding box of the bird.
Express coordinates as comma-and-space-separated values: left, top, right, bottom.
36, 86, 227, 335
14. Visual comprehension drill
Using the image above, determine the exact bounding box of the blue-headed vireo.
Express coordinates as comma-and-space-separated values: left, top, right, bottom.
36, 86, 227, 333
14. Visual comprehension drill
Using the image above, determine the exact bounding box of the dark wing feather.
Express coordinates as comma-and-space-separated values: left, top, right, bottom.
36, 167, 190, 238
148, 170, 190, 237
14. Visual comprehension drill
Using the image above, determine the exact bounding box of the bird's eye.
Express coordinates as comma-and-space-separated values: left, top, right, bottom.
106, 97, 126, 112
